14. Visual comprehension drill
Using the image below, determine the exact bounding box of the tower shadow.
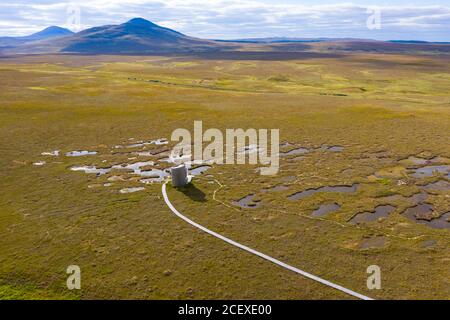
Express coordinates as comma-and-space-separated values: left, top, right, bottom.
177, 183, 207, 202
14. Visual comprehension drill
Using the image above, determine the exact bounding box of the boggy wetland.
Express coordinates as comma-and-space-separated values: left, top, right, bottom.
0, 52, 449, 299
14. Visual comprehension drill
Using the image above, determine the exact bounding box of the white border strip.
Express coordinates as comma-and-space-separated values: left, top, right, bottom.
162, 183, 374, 300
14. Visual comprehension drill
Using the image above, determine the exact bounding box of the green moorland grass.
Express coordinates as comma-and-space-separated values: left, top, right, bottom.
0, 283, 78, 300
0, 53, 449, 299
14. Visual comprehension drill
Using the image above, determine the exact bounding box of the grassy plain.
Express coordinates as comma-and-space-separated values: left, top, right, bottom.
0, 52, 449, 299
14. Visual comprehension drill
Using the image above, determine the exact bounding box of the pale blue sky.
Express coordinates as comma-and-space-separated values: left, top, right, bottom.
1, 1, 449, 41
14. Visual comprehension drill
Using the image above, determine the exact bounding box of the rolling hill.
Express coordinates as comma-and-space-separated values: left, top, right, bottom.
0, 26, 74, 47
2, 18, 222, 54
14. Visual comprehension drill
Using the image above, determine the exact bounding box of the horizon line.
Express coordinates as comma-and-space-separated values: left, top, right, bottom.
1, 18, 450, 44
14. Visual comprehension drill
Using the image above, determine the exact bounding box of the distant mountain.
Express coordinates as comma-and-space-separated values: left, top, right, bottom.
389, 40, 450, 44
0, 26, 73, 47
218, 37, 377, 43
26, 26, 74, 40
5, 18, 221, 54
60, 18, 217, 54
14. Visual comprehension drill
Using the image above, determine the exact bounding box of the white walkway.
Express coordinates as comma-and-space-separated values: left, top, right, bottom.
162, 182, 374, 300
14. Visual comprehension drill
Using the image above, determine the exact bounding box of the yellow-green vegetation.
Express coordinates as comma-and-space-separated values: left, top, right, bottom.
0, 283, 78, 300
0, 53, 449, 300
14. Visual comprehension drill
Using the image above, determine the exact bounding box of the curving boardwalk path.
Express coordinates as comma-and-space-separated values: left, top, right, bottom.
162, 182, 373, 300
